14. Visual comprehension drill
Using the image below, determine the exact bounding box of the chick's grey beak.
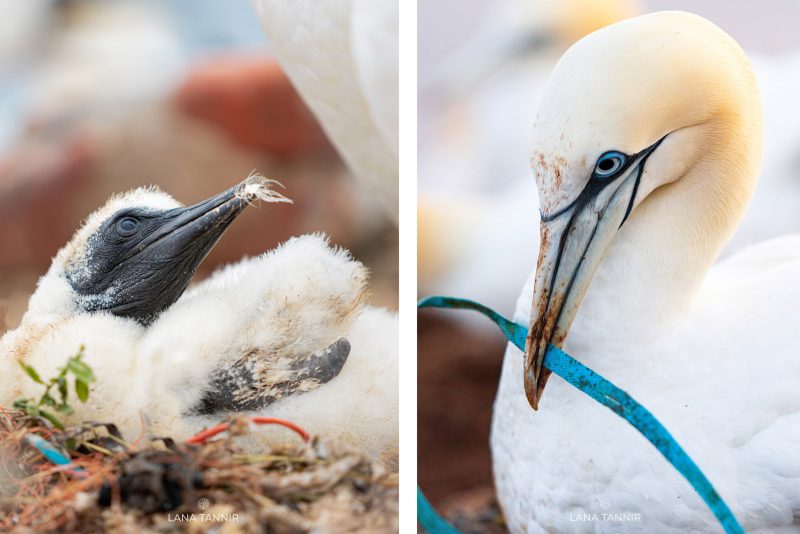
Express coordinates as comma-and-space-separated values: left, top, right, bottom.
523, 143, 661, 410
128, 181, 252, 263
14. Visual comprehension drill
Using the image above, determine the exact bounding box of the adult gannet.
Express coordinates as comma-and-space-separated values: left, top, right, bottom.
1, 178, 398, 459
419, 4, 800, 325
251, 0, 399, 220
491, 12, 800, 532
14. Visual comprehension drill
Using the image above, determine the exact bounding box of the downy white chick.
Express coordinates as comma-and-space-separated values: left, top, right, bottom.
0, 177, 398, 459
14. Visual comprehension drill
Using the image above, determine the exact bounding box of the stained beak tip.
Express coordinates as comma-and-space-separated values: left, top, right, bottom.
523, 358, 552, 411
523, 366, 540, 411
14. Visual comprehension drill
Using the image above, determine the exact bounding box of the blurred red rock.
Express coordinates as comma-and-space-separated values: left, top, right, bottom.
173, 56, 330, 159
0, 133, 97, 271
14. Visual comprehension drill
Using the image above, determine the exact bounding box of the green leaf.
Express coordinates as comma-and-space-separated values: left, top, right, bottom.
41, 395, 57, 407
75, 379, 89, 403
18, 362, 44, 385
39, 410, 64, 430
57, 376, 68, 403
56, 404, 74, 415
13, 398, 31, 410
25, 404, 40, 418
67, 359, 94, 383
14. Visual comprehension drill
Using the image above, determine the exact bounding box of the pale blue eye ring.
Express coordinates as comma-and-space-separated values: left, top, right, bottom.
594, 151, 627, 179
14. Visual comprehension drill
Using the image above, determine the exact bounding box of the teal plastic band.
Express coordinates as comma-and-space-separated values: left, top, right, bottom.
417, 295, 744, 534
418, 487, 462, 534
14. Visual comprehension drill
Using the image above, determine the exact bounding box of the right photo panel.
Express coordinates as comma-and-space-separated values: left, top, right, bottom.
418, 1, 800, 532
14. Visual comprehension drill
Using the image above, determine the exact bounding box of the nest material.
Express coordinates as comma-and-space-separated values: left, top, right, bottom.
235, 173, 293, 205
0, 409, 397, 533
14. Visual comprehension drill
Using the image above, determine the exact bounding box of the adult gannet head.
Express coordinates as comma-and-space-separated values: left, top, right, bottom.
523, 11, 763, 409
26, 176, 289, 325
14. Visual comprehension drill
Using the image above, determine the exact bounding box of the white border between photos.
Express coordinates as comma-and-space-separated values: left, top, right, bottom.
398, 0, 418, 530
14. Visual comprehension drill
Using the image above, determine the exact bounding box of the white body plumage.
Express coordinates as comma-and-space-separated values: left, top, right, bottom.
493, 239, 800, 532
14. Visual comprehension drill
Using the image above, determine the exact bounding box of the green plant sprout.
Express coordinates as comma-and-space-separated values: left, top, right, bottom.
13, 345, 95, 430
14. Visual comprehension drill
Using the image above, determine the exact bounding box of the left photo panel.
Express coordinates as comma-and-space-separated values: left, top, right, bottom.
0, 1, 399, 531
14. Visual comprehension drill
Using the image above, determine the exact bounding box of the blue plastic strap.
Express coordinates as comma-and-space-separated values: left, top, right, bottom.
417, 295, 744, 534
25, 434, 74, 466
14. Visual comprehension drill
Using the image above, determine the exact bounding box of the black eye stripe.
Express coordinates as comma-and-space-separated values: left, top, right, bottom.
541, 151, 633, 222
539, 135, 668, 223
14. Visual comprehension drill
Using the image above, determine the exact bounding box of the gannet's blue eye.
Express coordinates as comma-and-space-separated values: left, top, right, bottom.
117, 217, 140, 236
594, 151, 627, 179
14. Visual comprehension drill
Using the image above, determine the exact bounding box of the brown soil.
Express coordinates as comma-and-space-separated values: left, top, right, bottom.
417, 311, 507, 526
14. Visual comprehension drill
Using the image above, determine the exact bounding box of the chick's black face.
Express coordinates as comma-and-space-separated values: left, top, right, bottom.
66, 184, 249, 325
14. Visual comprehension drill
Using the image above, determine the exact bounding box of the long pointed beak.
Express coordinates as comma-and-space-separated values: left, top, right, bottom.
523, 144, 660, 409
124, 179, 261, 264
96, 177, 289, 324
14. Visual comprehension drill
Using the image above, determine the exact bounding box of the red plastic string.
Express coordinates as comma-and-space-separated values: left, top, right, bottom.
185, 416, 310, 445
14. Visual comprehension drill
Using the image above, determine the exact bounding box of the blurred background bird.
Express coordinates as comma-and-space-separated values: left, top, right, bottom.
251, 0, 399, 221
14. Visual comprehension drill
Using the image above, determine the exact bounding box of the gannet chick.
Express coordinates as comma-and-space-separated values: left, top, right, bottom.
3, 176, 290, 428
25, 174, 289, 326
491, 11, 800, 532
2, 179, 397, 458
